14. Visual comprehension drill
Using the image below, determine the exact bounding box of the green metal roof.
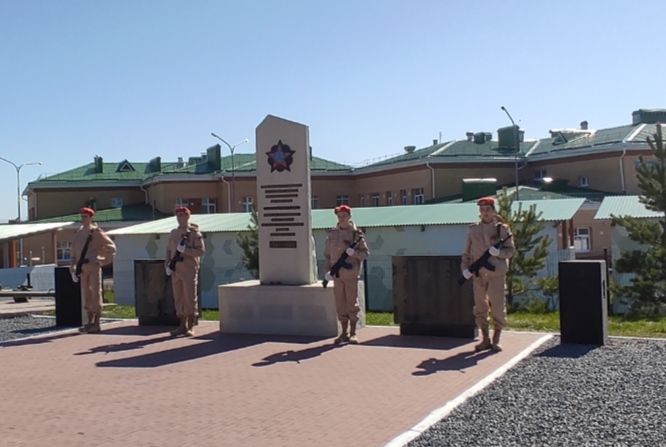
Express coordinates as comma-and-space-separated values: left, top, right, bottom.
528, 124, 637, 157
217, 154, 351, 173
108, 199, 584, 235
107, 212, 254, 235
37, 162, 181, 183
35, 204, 170, 223
0, 222, 73, 241
357, 140, 536, 171
595, 195, 664, 219
32, 154, 351, 184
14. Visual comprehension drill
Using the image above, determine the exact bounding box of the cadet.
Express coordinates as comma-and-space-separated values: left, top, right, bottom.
461, 197, 514, 352
165, 206, 205, 337
70, 207, 117, 334
324, 205, 369, 344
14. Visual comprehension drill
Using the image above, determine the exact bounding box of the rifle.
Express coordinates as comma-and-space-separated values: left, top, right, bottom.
75, 230, 94, 278
458, 234, 513, 285
322, 235, 364, 288
166, 233, 189, 276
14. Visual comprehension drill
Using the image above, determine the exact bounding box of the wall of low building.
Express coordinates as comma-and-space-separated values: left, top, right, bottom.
525, 151, 653, 194
31, 187, 145, 220
434, 165, 516, 198
113, 222, 563, 312
146, 181, 222, 214
21, 232, 57, 265
351, 167, 432, 206
572, 208, 612, 260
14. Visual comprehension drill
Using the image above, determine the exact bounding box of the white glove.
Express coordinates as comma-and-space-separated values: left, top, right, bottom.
176, 242, 186, 253
489, 246, 500, 256
462, 269, 472, 280
345, 247, 355, 256
324, 271, 334, 282
70, 270, 79, 283
165, 264, 173, 276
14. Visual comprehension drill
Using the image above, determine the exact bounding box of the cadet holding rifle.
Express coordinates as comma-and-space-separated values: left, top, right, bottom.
70, 207, 116, 334
461, 197, 514, 352
324, 205, 369, 344
166, 206, 205, 337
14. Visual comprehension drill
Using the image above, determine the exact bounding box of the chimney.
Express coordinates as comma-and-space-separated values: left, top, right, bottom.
93, 155, 103, 173
580, 120, 588, 130
466, 132, 474, 142
432, 139, 438, 146
177, 157, 184, 167
404, 145, 416, 153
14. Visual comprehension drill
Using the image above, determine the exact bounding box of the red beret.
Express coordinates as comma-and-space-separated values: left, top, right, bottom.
477, 197, 495, 207
334, 205, 352, 215
79, 207, 95, 217
175, 206, 191, 215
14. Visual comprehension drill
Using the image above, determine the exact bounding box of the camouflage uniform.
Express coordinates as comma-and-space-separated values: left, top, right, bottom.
166, 222, 205, 336
324, 224, 369, 343
462, 218, 514, 350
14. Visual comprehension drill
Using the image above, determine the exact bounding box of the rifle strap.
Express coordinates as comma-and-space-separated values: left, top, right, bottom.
80, 230, 93, 261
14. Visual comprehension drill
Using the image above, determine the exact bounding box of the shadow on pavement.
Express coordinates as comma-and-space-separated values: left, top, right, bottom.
95, 331, 328, 368
362, 334, 472, 351
252, 342, 343, 367
75, 334, 176, 355
0, 330, 79, 347
412, 349, 495, 376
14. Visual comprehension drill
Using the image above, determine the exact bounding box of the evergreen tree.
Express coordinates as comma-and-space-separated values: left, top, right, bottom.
496, 188, 552, 308
613, 124, 666, 314
237, 207, 259, 278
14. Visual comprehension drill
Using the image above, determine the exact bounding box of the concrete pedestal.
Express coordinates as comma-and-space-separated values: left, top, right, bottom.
218, 280, 365, 337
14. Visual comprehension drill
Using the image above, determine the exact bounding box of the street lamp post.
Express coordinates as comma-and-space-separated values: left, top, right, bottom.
0, 156, 43, 265
500, 106, 520, 201
210, 133, 249, 212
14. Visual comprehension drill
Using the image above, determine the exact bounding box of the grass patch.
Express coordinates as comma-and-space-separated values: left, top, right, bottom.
101, 304, 136, 319
366, 312, 396, 326
96, 306, 666, 338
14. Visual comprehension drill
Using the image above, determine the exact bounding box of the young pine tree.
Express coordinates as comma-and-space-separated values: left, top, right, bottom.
613, 124, 666, 314
496, 188, 552, 308
237, 207, 259, 278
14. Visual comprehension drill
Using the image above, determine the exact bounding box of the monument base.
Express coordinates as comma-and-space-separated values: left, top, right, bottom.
218, 280, 365, 337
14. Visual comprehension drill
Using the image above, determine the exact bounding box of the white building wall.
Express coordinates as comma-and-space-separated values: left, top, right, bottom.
114, 224, 562, 312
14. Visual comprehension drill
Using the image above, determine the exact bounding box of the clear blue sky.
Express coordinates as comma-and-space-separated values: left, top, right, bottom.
1, 0, 664, 222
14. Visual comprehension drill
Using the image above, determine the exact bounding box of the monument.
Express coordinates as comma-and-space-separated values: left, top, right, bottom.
256, 116, 315, 285
218, 115, 345, 337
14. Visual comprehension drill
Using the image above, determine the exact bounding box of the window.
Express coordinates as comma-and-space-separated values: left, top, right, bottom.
56, 241, 72, 262
202, 197, 217, 214
311, 195, 319, 209
578, 176, 589, 187
111, 197, 123, 208
386, 191, 393, 206
175, 198, 186, 207
535, 169, 548, 179
241, 196, 254, 212
336, 195, 349, 206
400, 189, 408, 205
574, 227, 591, 253
412, 188, 425, 205
360, 195, 366, 207
370, 193, 380, 207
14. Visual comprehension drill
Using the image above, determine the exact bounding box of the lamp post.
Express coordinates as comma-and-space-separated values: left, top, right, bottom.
0, 156, 43, 265
210, 133, 249, 212
500, 106, 520, 201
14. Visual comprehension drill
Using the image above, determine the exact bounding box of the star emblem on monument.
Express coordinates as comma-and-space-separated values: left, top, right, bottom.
266, 140, 295, 172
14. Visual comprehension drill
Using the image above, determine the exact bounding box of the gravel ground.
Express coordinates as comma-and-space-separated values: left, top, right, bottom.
0, 315, 67, 342
409, 336, 666, 447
